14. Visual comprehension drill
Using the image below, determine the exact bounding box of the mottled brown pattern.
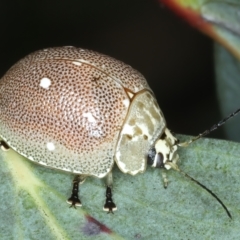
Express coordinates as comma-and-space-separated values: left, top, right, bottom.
115, 91, 165, 175
0, 46, 151, 177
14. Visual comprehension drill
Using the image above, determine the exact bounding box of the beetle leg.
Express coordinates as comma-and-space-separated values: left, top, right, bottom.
103, 171, 117, 213
67, 175, 86, 208
0, 140, 10, 151
162, 153, 179, 188
162, 171, 168, 189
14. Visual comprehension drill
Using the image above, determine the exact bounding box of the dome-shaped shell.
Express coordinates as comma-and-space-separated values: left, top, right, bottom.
0, 46, 165, 178
16, 47, 150, 93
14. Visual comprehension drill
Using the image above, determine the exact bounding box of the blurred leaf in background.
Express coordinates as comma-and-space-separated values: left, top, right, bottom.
160, 0, 240, 141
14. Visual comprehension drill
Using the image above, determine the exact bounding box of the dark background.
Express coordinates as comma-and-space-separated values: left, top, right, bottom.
0, 0, 225, 139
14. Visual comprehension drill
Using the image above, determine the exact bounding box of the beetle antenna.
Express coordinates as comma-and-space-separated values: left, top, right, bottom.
166, 161, 232, 219
178, 108, 240, 147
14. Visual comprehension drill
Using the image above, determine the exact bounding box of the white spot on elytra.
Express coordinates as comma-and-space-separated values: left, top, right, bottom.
123, 99, 130, 108
72, 61, 82, 66
78, 59, 91, 64
83, 112, 96, 123
46, 142, 55, 151
40, 77, 51, 89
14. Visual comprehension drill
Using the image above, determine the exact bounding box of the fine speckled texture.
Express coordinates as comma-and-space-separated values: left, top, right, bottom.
115, 91, 166, 175
0, 46, 161, 177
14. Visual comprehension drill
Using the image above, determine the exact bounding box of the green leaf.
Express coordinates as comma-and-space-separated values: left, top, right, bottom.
160, 0, 240, 60
161, 0, 240, 141
1, 135, 240, 239
215, 44, 240, 141
201, 1, 240, 36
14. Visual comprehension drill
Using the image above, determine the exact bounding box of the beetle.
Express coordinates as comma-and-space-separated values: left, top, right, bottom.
0, 46, 238, 217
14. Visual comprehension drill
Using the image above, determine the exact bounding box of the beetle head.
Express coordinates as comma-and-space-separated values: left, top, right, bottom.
147, 128, 179, 170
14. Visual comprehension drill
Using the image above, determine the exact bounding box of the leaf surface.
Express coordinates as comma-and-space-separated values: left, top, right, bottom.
1, 135, 240, 239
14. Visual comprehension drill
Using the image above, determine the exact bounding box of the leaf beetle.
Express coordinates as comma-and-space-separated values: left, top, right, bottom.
0, 46, 239, 217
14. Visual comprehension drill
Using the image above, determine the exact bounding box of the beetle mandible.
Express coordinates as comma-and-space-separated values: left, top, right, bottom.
0, 46, 238, 217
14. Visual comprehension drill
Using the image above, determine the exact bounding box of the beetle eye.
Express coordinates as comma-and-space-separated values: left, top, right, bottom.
155, 153, 164, 168
147, 147, 156, 166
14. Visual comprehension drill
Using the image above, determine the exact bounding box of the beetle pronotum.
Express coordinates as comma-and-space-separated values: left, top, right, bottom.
0, 46, 238, 218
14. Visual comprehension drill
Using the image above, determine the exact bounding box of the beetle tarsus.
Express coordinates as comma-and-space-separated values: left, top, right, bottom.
103, 186, 117, 213
0, 140, 10, 151
67, 175, 82, 208
162, 172, 168, 189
